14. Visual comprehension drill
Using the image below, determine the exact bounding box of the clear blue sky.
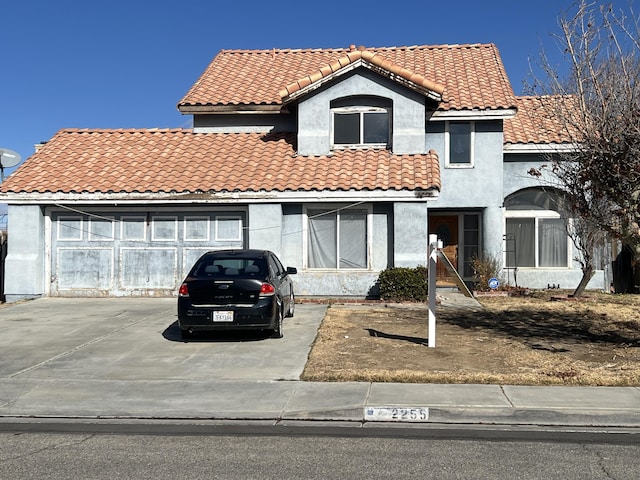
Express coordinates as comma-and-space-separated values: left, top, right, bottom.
1, 0, 575, 180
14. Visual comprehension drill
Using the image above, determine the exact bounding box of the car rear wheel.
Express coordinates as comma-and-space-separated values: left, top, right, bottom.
286, 291, 295, 318
271, 305, 284, 339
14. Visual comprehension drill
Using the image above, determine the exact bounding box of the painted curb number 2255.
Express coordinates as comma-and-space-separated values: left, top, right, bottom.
364, 407, 429, 422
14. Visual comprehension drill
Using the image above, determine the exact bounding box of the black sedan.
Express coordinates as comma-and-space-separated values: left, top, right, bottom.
177, 249, 297, 339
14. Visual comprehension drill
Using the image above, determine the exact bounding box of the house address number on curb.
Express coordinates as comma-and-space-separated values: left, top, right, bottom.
364, 407, 430, 422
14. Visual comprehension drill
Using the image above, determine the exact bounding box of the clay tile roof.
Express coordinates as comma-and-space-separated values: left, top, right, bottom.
504, 96, 577, 145
278, 48, 445, 101
0, 129, 440, 195
179, 44, 516, 112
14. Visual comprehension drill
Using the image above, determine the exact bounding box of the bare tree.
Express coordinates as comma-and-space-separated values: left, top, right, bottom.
558, 185, 606, 296
527, 1, 640, 293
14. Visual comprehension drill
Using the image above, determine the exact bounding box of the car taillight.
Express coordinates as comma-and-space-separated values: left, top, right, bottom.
178, 283, 189, 297
259, 283, 275, 296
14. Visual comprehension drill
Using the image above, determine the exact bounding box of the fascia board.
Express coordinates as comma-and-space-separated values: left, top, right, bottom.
503, 143, 579, 153
177, 105, 285, 114
0, 189, 439, 205
282, 59, 443, 104
431, 109, 517, 120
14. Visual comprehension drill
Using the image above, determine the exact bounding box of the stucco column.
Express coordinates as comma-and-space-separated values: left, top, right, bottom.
4, 205, 45, 302
393, 202, 429, 267
483, 204, 505, 270
248, 204, 283, 256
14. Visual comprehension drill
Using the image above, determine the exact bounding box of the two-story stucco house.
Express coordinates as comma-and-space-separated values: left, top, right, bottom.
0, 43, 607, 302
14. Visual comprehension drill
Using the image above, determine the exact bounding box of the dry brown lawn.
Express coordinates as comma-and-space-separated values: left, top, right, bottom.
301, 290, 640, 386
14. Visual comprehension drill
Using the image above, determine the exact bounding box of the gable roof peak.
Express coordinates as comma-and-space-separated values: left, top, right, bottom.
278, 45, 446, 103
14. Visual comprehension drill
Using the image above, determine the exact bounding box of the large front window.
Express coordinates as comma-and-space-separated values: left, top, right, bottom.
505, 189, 569, 268
307, 208, 368, 269
505, 218, 569, 268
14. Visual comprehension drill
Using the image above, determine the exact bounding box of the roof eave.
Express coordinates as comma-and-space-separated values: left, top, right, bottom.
503, 142, 579, 153
280, 58, 444, 105
0, 189, 439, 205
177, 104, 286, 114
431, 109, 517, 120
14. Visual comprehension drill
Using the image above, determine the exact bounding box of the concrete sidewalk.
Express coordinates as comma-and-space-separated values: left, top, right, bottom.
0, 295, 639, 428
2, 378, 640, 428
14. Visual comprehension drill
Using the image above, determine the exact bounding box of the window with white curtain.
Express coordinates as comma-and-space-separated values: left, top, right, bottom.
307, 208, 368, 269
505, 188, 569, 268
505, 218, 535, 267
538, 218, 568, 267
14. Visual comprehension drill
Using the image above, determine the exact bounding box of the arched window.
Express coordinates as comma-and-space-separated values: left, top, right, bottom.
504, 188, 569, 268
331, 96, 392, 149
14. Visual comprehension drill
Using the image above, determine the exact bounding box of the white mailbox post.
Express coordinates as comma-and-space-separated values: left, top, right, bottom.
427, 234, 441, 348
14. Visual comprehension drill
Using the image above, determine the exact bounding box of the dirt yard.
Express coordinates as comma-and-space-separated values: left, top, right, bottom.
301, 290, 640, 386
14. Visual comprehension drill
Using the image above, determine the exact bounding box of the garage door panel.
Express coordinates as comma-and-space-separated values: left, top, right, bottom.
56, 248, 113, 290
182, 248, 215, 279
88, 217, 115, 241
120, 248, 177, 289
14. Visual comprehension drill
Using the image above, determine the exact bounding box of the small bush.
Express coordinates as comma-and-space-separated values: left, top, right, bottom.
378, 266, 428, 302
471, 255, 502, 291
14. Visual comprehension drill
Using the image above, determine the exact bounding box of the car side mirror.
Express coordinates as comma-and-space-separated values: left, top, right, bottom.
286, 267, 297, 275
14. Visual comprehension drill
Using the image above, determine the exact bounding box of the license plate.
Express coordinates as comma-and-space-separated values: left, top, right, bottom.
212, 311, 234, 322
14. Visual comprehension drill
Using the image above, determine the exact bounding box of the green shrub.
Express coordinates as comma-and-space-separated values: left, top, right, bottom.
471, 254, 502, 291
378, 266, 428, 302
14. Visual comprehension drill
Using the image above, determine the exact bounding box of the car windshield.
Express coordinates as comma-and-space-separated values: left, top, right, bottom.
191, 256, 267, 279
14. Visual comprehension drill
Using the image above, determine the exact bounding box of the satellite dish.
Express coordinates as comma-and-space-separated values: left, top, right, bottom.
0, 148, 22, 168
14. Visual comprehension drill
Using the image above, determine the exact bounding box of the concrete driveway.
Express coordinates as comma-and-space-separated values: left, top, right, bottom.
0, 298, 326, 383
2, 296, 640, 426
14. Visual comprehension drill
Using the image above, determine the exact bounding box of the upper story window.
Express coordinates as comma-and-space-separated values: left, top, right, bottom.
446, 121, 474, 167
331, 96, 392, 149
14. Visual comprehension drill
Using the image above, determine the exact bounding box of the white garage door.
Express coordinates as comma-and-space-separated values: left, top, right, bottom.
50, 209, 246, 296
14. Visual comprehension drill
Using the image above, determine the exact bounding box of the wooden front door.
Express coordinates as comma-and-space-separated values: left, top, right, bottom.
429, 215, 459, 286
